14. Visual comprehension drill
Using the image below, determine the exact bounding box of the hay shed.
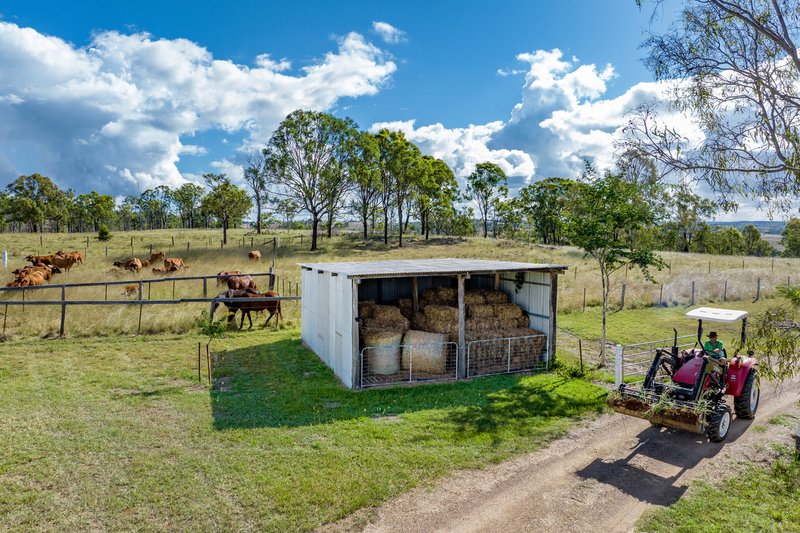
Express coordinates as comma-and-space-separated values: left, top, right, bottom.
299, 258, 567, 389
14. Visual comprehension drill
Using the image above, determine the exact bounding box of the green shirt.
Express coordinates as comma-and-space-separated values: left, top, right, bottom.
703, 339, 724, 356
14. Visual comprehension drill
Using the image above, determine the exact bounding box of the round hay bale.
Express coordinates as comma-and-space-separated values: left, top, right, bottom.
361, 329, 402, 375
494, 303, 523, 319
483, 289, 509, 304
401, 330, 447, 374
358, 300, 376, 319
468, 304, 495, 318
464, 290, 486, 305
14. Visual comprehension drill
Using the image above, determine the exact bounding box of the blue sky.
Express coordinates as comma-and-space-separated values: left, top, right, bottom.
4, 0, 763, 219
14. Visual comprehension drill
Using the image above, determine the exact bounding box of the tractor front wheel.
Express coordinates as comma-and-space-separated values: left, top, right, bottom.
706, 404, 732, 442
734, 369, 760, 419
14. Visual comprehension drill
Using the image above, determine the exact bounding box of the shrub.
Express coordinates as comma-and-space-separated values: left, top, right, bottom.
98, 224, 111, 241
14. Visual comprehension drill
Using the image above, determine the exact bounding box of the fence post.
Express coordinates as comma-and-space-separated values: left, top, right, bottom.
582, 287, 586, 312
708, 261, 711, 274
137, 281, 143, 334
754, 278, 761, 302
105, 246, 108, 257
149, 244, 153, 257
2, 250, 6, 269
691, 280, 695, 306
202, 277, 208, 298
187, 242, 190, 252
220, 240, 223, 250
659, 284, 663, 306
3, 303, 8, 335
620, 284, 626, 309
59, 285, 66, 337
724, 279, 728, 301
172, 236, 175, 246
578, 339, 584, 374
614, 344, 623, 388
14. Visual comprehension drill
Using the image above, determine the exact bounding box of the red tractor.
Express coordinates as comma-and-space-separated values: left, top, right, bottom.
609, 307, 760, 442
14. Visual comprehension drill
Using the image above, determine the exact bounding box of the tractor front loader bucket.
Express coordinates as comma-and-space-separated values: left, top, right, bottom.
608, 385, 704, 434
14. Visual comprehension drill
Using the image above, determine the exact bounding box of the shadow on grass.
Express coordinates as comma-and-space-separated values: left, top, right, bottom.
209, 337, 607, 431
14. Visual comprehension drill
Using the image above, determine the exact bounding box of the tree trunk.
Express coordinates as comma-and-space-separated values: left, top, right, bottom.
383, 209, 389, 245
362, 209, 369, 242
311, 215, 319, 251
424, 212, 430, 240
397, 202, 403, 247
483, 216, 488, 238
256, 199, 262, 234
599, 265, 609, 368
326, 210, 334, 239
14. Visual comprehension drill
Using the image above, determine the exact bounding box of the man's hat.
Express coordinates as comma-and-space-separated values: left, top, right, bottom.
708, 331, 718, 338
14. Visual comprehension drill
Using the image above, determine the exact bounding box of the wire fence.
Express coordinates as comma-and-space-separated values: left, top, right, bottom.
614, 334, 697, 387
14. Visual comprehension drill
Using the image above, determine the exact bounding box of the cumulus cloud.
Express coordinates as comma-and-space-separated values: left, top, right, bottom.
0, 22, 396, 194
371, 21, 406, 44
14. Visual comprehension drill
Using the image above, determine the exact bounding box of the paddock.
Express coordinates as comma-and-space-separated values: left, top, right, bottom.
300, 258, 567, 389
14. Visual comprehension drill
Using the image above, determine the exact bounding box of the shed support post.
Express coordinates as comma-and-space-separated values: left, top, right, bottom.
548, 272, 558, 368
352, 280, 361, 389
494, 272, 500, 290
457, 275, 466, 379
614, 344, 624, 388
411, 277, 419, 313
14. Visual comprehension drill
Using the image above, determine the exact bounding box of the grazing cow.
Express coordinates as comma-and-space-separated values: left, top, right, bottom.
150, 251, 165, 262
26, 254, 55, 266
8, 271, 46, 287
55, 250, 83, 265
113, 257, 143, 272
211, 289, 282, 329
216, 270, 241, 286
123, 285, 139, 298
51, 255, 78, 272
151, 266, 169, 276
226, 275, 258, 291
13, 264, 57, 282
248, 250, 261, 261
164, 257, 186, 270
140, 259, 150, 268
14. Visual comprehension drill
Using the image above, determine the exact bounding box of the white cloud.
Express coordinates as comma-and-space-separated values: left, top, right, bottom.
371, 21, 406, 44
0, 22, 395, 194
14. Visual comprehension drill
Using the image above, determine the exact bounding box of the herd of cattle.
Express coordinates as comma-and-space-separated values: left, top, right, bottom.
5, 247, 282, 330
7, 250, 84, 287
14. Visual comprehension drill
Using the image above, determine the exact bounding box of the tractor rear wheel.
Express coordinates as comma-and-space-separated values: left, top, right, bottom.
706, 404, 732, 442
734, 369, 760, 419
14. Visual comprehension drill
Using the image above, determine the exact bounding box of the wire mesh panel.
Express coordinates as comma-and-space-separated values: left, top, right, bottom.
466, 334, 548, 378
360, 342, 458, 388
620, 335, 696, 382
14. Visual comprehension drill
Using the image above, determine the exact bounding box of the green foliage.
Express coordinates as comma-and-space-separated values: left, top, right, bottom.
4, 173, 69, 232
517, 177, 575, 244
97, 224, 111, 241
172, 183, 206, 229
465, 162, 508, 238
781, 218, 800, 258
195, 311, 228, 349
200, 174, 252, 244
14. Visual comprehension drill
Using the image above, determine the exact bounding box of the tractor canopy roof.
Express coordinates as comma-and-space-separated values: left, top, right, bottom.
685, 307, 748, 323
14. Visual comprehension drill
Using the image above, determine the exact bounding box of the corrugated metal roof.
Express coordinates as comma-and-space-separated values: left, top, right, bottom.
298, 258, 568, 278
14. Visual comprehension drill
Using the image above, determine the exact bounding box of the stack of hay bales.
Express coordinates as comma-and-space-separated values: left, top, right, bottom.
357, 285, 545, 379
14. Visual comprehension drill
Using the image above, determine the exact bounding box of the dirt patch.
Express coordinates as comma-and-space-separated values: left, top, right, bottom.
323, 380, 800, 533
371, 414, 402, 423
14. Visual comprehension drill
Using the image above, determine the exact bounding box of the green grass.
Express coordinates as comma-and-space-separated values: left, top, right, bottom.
0, 328, 607, 531
637, 451, 800, 532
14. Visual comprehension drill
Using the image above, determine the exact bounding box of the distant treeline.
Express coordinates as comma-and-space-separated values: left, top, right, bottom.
2, 109, 799, 257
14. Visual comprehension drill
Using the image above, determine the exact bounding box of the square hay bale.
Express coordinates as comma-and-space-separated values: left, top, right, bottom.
424, 304, 458, 323
467, 303, 495, 318
464, 289, 486, 305
493, 303, 524, 319
412, 312, 428, 331
516, 315, 530, 328
401, 330, 448, 374
358, 300, 376, 319
466, 317, 517, 332
422, 286, 457, 306
369, 305, 410, 331
483, 289, 509, 304
361, 328, 403, 375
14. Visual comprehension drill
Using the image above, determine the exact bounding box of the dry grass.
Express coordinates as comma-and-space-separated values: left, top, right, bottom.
1, 229, 798, 338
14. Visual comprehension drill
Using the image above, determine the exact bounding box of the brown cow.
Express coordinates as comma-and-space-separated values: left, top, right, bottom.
227, 275, 258, 291
9, 271, 46, 287
140, 259, 150, 268
216, 270, 242, 286
164, 258, 186, 270
150, 251, 165, 262
212, 289, 282, 329
151, 266, 170, 276
26, 254, 55, 266
51, 255, 78, 272
248, 250, 261, 261
123, 285, 139, 298
55, 250, 83, 265
12, 264, 57, 282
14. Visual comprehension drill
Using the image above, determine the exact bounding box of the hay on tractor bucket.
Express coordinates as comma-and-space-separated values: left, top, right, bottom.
401, 330, 447, 374
358, 300, 376, 319
493, 303, 524, 319
422, 287, 457, 306
464, 290, 486, 305
398, 298, 414, 320
468, 304, 495, 318
361, 328, 402, 375
483, 289, 509, 304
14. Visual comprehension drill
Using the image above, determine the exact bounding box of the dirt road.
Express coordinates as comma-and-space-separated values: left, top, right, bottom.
329, 381, 799, 533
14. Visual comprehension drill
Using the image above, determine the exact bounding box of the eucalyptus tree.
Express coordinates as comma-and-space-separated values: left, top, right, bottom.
465, 162, 508, 238
244, 151, 270, 234
173, 182, 206, 229
5, 174, 68, 232
320, 117, 359, 238
415, 156, 457, 240
265, 110, 353, 250
376, 129, 423, 247
517, 177, 574, 244
200, 173, 252, 244
350, 131, 382, 242
625, 0, 800, 210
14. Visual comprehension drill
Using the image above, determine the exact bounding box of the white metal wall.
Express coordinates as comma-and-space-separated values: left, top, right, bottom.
301, 270, 355, 388
500, 271, 552, 359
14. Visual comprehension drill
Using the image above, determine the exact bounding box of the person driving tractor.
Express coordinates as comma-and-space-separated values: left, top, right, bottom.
703, 331, 726, 363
